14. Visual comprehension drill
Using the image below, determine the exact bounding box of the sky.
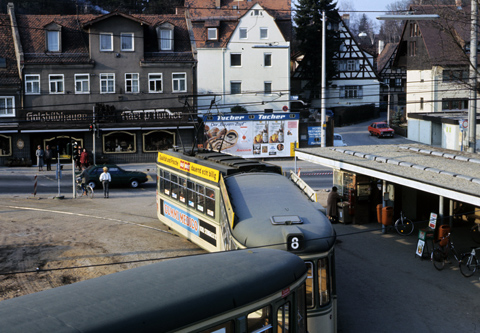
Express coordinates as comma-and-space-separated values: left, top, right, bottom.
336, 0, 398, 31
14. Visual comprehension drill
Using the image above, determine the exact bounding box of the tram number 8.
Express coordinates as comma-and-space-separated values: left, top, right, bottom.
287, 235, 304, 251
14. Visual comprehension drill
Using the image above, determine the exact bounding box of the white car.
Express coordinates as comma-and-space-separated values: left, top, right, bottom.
333, 133, 347, 146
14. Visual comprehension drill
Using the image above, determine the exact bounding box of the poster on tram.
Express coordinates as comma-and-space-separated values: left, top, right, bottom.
203, 113, 299, 158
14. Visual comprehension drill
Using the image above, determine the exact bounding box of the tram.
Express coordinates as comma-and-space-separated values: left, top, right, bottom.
0, 249, 308, 332
156, 149, 337, 332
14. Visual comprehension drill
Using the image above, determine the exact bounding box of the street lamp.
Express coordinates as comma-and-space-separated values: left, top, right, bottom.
380, 82, 391, 127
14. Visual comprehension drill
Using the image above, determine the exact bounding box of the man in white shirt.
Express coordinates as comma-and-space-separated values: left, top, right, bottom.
99, 167, 112, 198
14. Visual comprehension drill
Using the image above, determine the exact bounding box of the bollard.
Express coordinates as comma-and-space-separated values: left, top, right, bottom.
33, 175, 37, 196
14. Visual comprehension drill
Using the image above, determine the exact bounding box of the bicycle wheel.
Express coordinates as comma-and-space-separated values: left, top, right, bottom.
472, 225, 480, 244
459, 253, 477, 277
86, 186, 94, 199
75, 184, 83, 197
395, 218, 414, 235
432, 249, 445, 270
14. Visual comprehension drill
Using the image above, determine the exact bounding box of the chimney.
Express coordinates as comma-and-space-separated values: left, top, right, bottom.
342, 14, 350, 28
378, 40, 385, 55
215, 0, 221, 8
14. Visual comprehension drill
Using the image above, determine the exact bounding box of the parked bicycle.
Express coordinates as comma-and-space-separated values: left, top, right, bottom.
459, 247, 480, 277
431, 232, 461, 270
76, 177, 94, 199
394, 211, 414, 236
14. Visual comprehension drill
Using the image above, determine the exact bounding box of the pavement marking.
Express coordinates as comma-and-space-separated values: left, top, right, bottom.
5, 205, 173, 235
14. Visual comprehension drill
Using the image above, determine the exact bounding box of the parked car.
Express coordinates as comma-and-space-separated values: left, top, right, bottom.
333, 133, 347, 146
368, 122, 394, 138
82, 164, 148, 189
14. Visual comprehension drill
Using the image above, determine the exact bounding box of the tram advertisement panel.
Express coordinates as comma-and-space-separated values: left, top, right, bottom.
203, 113, 299, 158
161, 200, 217, 246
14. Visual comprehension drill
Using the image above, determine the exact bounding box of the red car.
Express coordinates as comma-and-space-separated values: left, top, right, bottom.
368, 122, 394, 138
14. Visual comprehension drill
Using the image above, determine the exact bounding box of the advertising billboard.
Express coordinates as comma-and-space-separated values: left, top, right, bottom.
203, 113, 299, 158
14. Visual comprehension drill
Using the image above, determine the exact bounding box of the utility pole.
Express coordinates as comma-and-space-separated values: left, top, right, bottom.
321, 10, 327, 147
468, 0, 477, 153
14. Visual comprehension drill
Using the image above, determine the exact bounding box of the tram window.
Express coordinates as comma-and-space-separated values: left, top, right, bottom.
318, 258, 330, 305
163, 171, 171, 196
187, 180, 196, 208
200, 320, 234, 333
277, 302, 290, 332
171, 174, 179, 200
305, 262, 314, 308
205, 187, 215, 218
178, 177, 187, 203
247, 305, 272, 333
196, 184, 205, 213
159, 170, 164, 193
296, 284, 307, 332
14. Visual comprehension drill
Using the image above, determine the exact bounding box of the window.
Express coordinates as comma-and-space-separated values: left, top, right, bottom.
0, 134, 12, 156
442, 98, 468, 111
264, 53, 272, 67
196, 184, 205, 212
231, 81, 241, 94
125, 73, 139, 93
305, 262, 314, 308
103, 131, 136, 153
49, 74, 64, 94
347, 60, 356, 71
0, 97, 14, 116
277, 302, 291, 333
121, 33, 134, 51
230, 53, 241, 67
100, 73, 115, 93
409, 41, 416, 56
318, 258, 331, 305
443, 69, 468, 82
410, 23, 420, 37
46, 30, 59, 52
25, 75, 40, 94
172, 73, 186, 92
239, 27, 247, 39
148, 73, 163, 93
340, 85, 362, 98
100, 33, 113, 51
264, 82, 272, 95
160, 30, 172, 50
260, 27, 268, 39
395, 78, 402, 87
143, 130, 174, 152
207, 28, 218, 40
247, 306, 271, 332
75, 74, 90, 94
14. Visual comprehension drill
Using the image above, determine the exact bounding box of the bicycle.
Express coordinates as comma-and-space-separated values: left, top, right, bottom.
76, 178, 94, 199
394, 211, 414, 236
459, 247, 480, 277
431, 232, 461, 271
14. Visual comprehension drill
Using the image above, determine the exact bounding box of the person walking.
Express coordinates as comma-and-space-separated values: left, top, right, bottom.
35, 145, 44, 171
44, 145, 53, 171
80, 148, 89, 170
326, 186, 341, 224
99, 166, 112, 198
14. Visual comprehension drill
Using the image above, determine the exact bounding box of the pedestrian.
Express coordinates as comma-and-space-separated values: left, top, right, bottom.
99, 166, 112, 198
35, 145, 44, 171
326, 186, 340, 224
44, 145, 53, 171
75, 148, 82, 171
80, 148, 89, 170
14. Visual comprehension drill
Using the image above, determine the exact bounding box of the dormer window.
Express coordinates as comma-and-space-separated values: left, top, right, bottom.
157, 23, 175, 51
208, 28, 218, 40
45, 23, 62, 52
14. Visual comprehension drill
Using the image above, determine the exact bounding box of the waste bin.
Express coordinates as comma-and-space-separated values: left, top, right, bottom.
381, 206, 393, 226
437, 225, 450, 246
376, 204, 383, 224
337, 202, 352, 224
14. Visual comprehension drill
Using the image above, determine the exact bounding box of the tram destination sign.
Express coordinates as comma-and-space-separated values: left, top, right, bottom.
157, 152, 220, 183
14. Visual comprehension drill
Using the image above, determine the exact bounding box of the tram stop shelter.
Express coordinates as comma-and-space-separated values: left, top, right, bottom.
295, 144, 480, 228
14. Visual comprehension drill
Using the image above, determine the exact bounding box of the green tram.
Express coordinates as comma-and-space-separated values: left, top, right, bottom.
0, 249, 308, 332
156, 149, 337, 332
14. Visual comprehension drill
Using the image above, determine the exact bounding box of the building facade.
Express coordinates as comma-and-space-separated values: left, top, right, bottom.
0, 4, 197, 166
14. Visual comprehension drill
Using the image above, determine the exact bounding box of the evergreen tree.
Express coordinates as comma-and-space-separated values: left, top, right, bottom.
294, 0, 340, 102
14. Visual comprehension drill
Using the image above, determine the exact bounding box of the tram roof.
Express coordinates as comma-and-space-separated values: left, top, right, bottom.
160, 149, 282, 176
296, 144, 480, 206
226, 172, 336, 253
0, 249, 307, 333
